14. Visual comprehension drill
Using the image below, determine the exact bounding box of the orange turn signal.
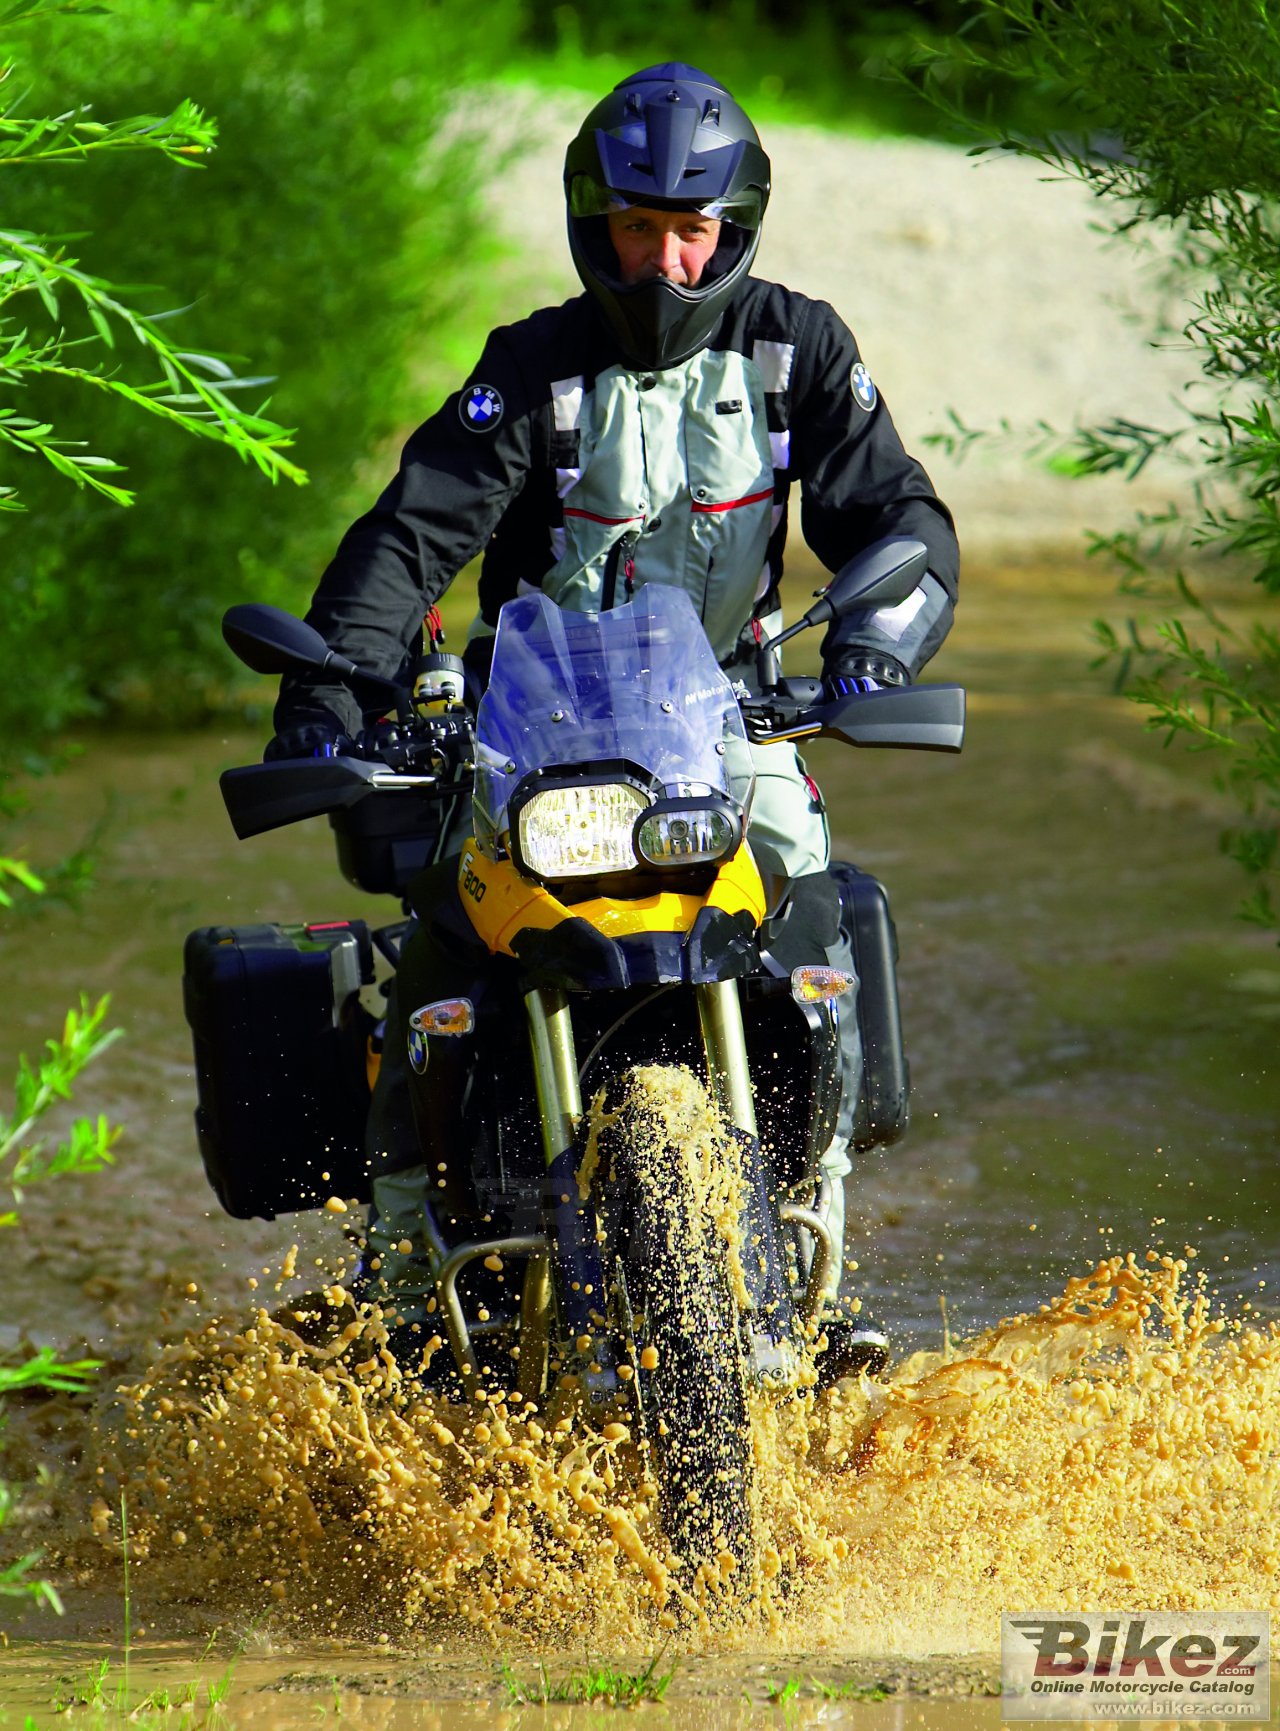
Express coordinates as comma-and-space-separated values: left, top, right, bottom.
790, 966, 855, 1005
409, 998, 476, 1038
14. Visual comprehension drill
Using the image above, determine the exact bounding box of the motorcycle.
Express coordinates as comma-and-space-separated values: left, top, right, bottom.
183, 535, 964, 1580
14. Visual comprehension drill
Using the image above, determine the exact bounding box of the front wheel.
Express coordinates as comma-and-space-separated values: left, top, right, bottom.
595, 1065, 754, 1589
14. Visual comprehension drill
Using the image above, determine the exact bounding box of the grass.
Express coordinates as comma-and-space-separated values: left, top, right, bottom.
765, 1674, 891, 1704
45, 1497, 243, 1725
500, 1643, 676, 1707
50, 1642, 237, 1723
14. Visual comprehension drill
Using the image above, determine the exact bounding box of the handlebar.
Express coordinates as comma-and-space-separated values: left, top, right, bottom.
223, 621, 962, 844
222, 706, 477, 842
351, 707, 474, 777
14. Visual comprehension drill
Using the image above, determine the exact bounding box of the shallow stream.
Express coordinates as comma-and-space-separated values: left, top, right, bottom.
1, 557, 1277, 1719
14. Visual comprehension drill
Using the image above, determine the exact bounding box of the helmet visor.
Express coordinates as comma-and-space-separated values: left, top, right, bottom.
567, 172, 765, 232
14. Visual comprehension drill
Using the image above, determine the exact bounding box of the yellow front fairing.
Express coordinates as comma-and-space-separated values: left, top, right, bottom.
456, 839, 767, 957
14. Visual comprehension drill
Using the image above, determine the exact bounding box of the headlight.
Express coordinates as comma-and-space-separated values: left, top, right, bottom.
635, 797, 742, 867
516, 781, 650, 879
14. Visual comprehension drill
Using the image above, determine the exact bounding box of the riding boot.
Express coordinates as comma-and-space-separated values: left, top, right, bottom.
811, 922, 889, 1378
361, 1165, 439, 1321
358, 923, 447, 1354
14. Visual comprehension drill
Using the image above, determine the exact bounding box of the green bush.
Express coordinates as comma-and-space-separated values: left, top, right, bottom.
508, 0, 1074, 138
1, 861, 118, 1609
914, 0, 1280, 929
0, 0, 272, 1606
1, 0, 518, 726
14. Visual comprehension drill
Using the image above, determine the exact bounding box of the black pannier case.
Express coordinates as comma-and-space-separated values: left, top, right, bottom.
829, 862, 910, 1151
183, 921, 375, 1220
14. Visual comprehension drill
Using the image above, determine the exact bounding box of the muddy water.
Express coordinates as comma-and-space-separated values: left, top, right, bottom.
1, 557, 1278, 1712
4, 1253, 1278, 1723
1, 1642, 1006, 1731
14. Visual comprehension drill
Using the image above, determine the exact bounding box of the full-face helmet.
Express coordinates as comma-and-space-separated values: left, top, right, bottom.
564, 63, 771, 371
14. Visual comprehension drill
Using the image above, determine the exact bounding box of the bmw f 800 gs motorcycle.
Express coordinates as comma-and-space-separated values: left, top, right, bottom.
184, 536, 964, 1575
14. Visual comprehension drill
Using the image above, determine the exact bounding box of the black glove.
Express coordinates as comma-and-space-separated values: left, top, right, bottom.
263, 719, 356, 762
822, 649, 911, 702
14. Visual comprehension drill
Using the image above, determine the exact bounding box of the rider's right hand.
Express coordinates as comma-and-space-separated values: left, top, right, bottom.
822, 648, 911, 704
263, 719, 357, 762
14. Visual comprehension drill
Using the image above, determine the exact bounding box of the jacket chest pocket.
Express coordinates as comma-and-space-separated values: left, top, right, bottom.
681, 361, 774, 509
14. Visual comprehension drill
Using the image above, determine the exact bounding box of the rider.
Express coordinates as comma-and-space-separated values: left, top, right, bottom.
268, 63, 959, 1367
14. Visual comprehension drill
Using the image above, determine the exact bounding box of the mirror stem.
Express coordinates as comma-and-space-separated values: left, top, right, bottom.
758, 617, 808, 656
755, 642, 781, 691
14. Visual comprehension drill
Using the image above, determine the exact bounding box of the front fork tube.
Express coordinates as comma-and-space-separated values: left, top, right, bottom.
695, 980, 757, 1139
524, 986, 605, 1343
525, 982, 793, 1357
695, 981, 791, 1329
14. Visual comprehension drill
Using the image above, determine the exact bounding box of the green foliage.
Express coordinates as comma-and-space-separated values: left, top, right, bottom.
509, 0, 1070, 138
0, 864, 122, 1233
0, 0, 317, 792
500, 1647, 676, 1706
764, 1674, 891, 1703
0, 229, 306, 509
0, 991, 122, 1215
0, 0, 517, 731
0, 969, 117, 1605
912, 0, 1280, 928
0, 1346, 99, 1393
0, 861, 120, 1606
45, 1517, 242, 1716
50, 1655, 239, 1720
1, 1475, 68, 1610
0, 854, 42, 903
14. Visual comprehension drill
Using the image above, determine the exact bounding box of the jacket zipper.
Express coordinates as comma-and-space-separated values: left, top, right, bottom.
601, 529, 640, 611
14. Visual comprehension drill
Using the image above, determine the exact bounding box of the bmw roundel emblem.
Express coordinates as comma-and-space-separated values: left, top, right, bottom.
407, 1027, 428, 1074
460, 383, 504, 433
850, 362, 878, 413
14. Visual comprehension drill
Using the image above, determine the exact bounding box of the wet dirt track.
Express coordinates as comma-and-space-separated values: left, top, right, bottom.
2, 1641, 1013, 1731
1, 557, 1278, 1718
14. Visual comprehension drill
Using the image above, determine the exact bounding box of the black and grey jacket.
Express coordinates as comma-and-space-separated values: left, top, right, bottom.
276, 277, 958, 736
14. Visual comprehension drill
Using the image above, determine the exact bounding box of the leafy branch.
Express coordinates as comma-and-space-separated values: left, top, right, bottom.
906, 0, 1280, 927
0, 0, 303, 1611
0, 93, 216, 169
0, 855, 117, 1608
0, 0, 308, 510
0, 861, 118, 1604
0, 230, 306, 506
0, 992, 121, 1218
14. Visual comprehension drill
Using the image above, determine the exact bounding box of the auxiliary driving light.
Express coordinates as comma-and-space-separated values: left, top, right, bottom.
635, 799, 740, 866
516, 782, 649, 879
790, 967, 855, 1005
410, 998, 475, 1037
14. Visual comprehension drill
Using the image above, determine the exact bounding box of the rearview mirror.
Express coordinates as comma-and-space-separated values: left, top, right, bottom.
222, 603, 406, 718
755, 536, 932, 684
823, 537, 930, 620
223, 604, 335, 677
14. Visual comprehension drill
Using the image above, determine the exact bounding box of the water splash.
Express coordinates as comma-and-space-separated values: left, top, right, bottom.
68, 1097, 1279, 1654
